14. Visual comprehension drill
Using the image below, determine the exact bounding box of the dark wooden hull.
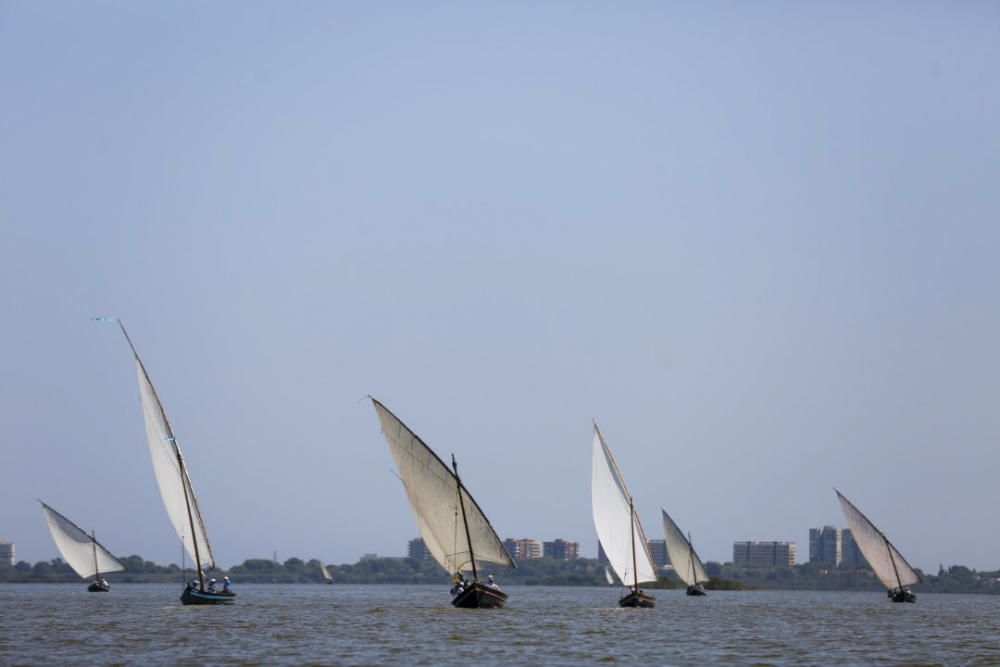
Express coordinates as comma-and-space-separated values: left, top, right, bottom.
890, 589, 916, 603
87, 582, 110, 593
619, 590, 656, 608
452, 582, 508, 608
686, 584, 707, 596
181, 587, 236, 605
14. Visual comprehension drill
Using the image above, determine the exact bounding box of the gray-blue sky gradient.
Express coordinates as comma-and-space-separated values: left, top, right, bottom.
2, 2, 998, 572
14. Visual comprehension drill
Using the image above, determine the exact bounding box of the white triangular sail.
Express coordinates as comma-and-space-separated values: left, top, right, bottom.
320, 563, 333, 582
591, 423, 658, 587
118, 322, 214, 570
661, 509, 709, 586
39, 502, 124, 580
372, 399, 515, 575
604, 565, 615, 586
836, 490, 919, 590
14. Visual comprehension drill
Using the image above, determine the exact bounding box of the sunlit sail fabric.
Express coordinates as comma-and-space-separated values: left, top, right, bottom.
591, 424, 657, 587
836, 490, 919, 589
135, 358, 214, 569
604, 565, 615, 585
372, 399, 514, 574
39, 502, 124, 580
661, 509, 709, 586
320, 563, 333, 582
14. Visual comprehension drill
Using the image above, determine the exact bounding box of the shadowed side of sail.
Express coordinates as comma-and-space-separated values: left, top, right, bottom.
662, 509, 709, 587
836, 490, 919, 589
591, 424, 657, 587
39, 502, 124, 580
372, 399, 514, 575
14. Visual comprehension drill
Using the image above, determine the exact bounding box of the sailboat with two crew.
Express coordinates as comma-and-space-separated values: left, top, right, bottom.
591, 422, 658, 608
38, 501, 125, 592
100, 318, 234, 605
835, 489, 920, 603
661, 509, 710, 596
371, 398, 516, 608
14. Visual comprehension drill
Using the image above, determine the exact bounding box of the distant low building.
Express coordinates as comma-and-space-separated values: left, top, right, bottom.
733, 541, 797, 567
0, 540, 12, 566
543, 539, 580, 560
408, 538, 432, 561
360, 553, 378, 561
506, 538, 542, 560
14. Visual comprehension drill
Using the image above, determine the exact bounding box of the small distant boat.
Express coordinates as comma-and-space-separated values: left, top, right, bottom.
106, 319, 234, 606
591, 422, 657, 608
38, 501, 124, 592
604, 565, 615, 587
320, 562, 333, 584
835, 489, 920, 603
371, 398, 516, 608
662, 509, 710, 596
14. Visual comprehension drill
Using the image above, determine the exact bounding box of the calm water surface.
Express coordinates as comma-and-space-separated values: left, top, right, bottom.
2, 584, 999, 665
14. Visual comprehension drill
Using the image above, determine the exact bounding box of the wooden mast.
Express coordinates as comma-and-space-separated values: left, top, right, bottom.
92, 530, 100, 584
452, 454, 478, 583
630, 498, 638, 593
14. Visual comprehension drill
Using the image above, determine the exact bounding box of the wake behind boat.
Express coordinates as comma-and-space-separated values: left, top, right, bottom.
39, 501, 124, 592
835, 490, 920, 603
591, 422, 657, 608
661, 509, 710, 596
371, 398, 516, 608
103, 318, 234, 606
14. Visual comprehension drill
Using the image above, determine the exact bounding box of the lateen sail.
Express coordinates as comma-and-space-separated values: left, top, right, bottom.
591, 423, 657, 587
39, 502, 124, 580
126, 328, 214, 569
836, 490, 919, 590
661, 509, 709, 587
372, 399, 515, 575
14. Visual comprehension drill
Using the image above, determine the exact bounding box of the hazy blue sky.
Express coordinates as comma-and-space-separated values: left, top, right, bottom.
2, 1, 998, 573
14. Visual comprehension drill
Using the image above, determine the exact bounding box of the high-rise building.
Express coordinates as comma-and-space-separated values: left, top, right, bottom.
733, 541, 797, 567
647, 539, 668, 568
408, 538, 432, 561
542, 539, 580, 560
809, 526, 842, 566
840, 529, 868, 567
0, 540, 13, 566
509, 538, 542, 560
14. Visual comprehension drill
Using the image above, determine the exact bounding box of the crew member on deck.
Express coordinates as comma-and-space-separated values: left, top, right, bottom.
487, 575, 499, 589
207, 578, 217, 593
223, 576, 233, 593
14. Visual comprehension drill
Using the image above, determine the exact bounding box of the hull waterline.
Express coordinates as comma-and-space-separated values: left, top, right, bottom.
452, 582, 508, 609
181, 587, 236, 606
619, 590, 656, 608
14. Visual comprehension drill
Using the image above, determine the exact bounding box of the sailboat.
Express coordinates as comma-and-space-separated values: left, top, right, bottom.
661, 509, 710, 596
591, 422, 658, 608
38, 501, 125, 592
835, 489, 920, 603
103, 318, 234, 605
371, 398, 516, 608
320, 562, 333, 584
604, 565, 615, 587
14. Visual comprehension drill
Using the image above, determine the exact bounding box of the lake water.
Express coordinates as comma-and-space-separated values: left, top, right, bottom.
2, 584, 999, 664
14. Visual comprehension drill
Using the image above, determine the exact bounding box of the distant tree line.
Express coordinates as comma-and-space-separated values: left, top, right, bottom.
3, 556, 999, 593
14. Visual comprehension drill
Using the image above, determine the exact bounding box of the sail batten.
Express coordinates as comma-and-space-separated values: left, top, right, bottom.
39, 502, 124, 580
661, 509, 709, 586
372, 399, 515, 575
835, 490, 919, 590
591, 423, 658, 587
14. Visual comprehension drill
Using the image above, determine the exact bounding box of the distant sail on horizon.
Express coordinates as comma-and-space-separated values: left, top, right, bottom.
835, 490, 920, 591
661, 509, 709, 587
39, 501, 124, 581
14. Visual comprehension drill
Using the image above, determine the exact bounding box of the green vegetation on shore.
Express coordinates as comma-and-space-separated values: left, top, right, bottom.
3, 556, 997, 594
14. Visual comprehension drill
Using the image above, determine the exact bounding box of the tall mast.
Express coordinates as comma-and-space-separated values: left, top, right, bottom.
689, 532, 695, 585
885, 534, 903, 591
630, 498, 638, 592
118, 320, 207, 592
452, 455, 478, 583
92, 530, 100, 583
